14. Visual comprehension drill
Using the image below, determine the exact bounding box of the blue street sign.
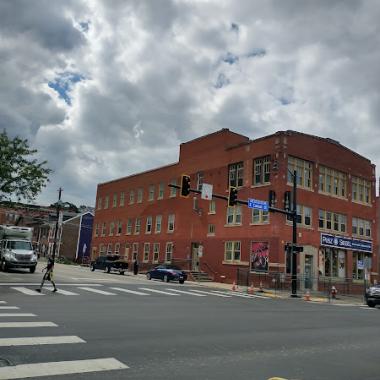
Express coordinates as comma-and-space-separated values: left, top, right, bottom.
248, 198, 269, 212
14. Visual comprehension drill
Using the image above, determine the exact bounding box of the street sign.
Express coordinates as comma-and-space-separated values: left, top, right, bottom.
248, 198, 269, 212
201, 183, 213, 200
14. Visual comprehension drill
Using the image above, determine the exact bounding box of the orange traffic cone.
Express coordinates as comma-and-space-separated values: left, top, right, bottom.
232, 281, 237, 291
248, 283, 254, 295
304, 290, 311, 301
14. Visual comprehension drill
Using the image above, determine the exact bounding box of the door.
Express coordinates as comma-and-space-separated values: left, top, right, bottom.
191, 243, 200, 271
304, 254, 313, 289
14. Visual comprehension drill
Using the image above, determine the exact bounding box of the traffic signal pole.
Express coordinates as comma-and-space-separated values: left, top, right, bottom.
291, 170, 298, 297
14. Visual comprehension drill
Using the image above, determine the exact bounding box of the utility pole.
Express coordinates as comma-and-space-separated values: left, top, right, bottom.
51, 187, 62, 262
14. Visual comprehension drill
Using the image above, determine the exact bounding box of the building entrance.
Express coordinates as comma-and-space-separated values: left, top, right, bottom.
304, 254, 313, 289
191, 242, 200, 271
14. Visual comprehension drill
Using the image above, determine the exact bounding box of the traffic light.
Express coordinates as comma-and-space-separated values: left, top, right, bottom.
228, 186, 238, 207
284, 191, 291, 211
180, 175, 191, 197
268, 190, 276, 208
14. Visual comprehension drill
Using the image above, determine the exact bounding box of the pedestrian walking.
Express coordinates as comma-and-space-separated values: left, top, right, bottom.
36, 257, 57, 293
133, 259, 139, 275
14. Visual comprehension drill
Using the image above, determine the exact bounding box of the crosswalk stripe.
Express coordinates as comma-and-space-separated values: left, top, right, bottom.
216, 291, 269, 299
0, 357, 128, 379
78, 287, 116, 295
45, 287, 79, 295
11, 287, 44, 296
0, 322, 57, 328
139, 288, 180, 296
0, 306, 19, 310
189, 289, 232, 298
0, 313, 36, 317
0, 336, 85, 347
0, 283, 103, 286
110, 287, 149, 296
165, 288, 207, 297
0, 301, 6, 304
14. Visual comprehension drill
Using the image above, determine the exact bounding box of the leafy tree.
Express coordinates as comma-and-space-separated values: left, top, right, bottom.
0, 130, 52, 202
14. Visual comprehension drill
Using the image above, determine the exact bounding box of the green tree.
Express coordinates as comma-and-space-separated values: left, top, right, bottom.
0, 130, 52, 202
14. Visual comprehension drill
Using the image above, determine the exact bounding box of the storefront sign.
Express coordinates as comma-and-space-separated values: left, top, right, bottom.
320, 233, 372, 253
250, 241, 269, 273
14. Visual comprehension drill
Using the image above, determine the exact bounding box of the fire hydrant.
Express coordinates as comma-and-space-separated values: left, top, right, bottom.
331, 286, 337, 299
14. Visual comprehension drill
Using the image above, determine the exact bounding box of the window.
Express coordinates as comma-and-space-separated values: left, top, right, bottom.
226, 206, 242, 225
287, 205, 312, 227
253, 156, 271, 185
129, 190, 135, 204
169, 179, 177, 197
99, 244, 106, 255
120, 192, 125, 206
251, 209, 269, 224
143, 243, 150, 262
165, 242, 173, 262
352, 217, 371, 238
153, 243, 160, 263
94, 223, 99, 237
124, 243, 130, 260
97, 197, 102, 210
207, 224, 215, 235
101, 222, 106, 236
324, 248, 345, 278
134, 218, 141, 234
287, 156, 312, 189
109, 222, 115, 236
104, 195, 109, 209
228, 162, 244, 188
132, 243, 139, 260
168, 214, 175, 232
113, 193, 117, 207
107, 243, 113, 255
116, 220, 122, 235
137, 188, 143, 203
148, 185, 155, 201
114, 243, 120, 255
145, 216, 152, 234
319, 166, 347, 198
126, 219, 132, 235
224, 241, 241, 262
155, 215, 162, 233
196, 172, 204, 191
352, 176, 371, 205
158, 183, 164, 199
209, 200, 216, 214
352, 252, 371, 280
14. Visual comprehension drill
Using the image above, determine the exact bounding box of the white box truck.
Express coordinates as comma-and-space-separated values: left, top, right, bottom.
0, 225, 37, 273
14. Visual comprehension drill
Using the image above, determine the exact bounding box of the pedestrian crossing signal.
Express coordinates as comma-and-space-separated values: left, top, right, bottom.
228, 187, 238, 207
180, 175, 191, 197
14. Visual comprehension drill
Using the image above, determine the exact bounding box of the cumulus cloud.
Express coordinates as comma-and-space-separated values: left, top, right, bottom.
0, 0, 379, 206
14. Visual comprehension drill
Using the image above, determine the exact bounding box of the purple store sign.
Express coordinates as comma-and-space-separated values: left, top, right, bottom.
320, 233, 372, 253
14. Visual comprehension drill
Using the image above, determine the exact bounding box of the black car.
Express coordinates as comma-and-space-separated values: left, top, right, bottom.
90, 255, 128, 275
146, 264, 187, 284
365, 284, 380, 307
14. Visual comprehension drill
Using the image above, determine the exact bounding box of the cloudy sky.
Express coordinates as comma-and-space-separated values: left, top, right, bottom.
1, 0, 380, 207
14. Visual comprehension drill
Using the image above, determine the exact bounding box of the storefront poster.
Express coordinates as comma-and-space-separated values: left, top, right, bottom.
250, 241, 269, 272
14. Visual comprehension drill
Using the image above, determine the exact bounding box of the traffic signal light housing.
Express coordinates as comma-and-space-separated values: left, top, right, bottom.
228, 186, 238, 207
284, 191, 291, 211
180, 175, 191, 197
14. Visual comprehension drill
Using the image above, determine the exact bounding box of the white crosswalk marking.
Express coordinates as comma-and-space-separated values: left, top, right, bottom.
0, 336, 85, 347
215, 291, 269, 299
0, 322, 57, 328
0, 313, 36, 317
78, 287, 116, 295
110, 287, 150, 296
165, 288, 207, 297
0, 306, 19, 310
0, 301, 6, 304
189, 289, 232, 298
11, 287, 44, 296
139, 288, 180, 296
45, 287, 79, 295
0, 357, 128, 379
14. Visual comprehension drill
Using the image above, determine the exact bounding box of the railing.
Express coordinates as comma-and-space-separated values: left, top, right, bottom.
200, 261, 217, 281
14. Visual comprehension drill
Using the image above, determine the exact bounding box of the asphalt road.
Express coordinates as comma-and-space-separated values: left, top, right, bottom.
0, 263, 379, 380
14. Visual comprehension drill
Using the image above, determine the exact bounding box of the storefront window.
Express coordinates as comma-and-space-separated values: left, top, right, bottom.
352, 252, 371, 280
323, 248, 345, 278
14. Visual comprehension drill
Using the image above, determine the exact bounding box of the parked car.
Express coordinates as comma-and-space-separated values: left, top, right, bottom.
365, 284, 380, 307
146, 264, 187, 284
90, 255, 129, 275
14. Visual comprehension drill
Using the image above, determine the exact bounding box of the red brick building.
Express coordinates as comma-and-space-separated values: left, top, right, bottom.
92, 129, 378, 290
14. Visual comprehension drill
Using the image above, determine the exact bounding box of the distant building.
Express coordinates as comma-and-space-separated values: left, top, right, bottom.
92, 129, 378, 290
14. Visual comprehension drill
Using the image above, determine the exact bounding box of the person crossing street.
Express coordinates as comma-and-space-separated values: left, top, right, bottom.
36, 257, 57, 293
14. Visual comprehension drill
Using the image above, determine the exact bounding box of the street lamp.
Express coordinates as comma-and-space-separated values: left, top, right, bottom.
289, 169, 298, 298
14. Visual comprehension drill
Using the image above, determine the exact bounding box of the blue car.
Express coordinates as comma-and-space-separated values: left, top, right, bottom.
146, 264, 187, 284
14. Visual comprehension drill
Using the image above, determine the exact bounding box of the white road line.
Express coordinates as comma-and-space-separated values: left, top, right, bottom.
219, 291, 269, 299
0, 357, 128, 379
188, 289, 232, 298
0, 283, 103, 286
0, 322, 57, 328
11, 287, 44, 296
78, 287, 116, 295
0, 306, 19, 310
0, 336, 85, 347
45, 287, 79, 295
110, 287, 150, 296
0, 301, 6, 304
165, 288, 207, 297
139, 288, 180, 296
0, 313, 36, 317
71, 277, 119, 282
360, 306, 377, 310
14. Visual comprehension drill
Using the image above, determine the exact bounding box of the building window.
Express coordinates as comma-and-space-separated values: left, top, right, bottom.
143, 243, 150, 262
129, 190, 135, 204
148, 185, 155, 201
197, 172, 204, 191
319, 166, 347, 198
352, 217, 371, 238
137, 188, 143, 203
165, 242, 173, 262
153, 243, 160, 263
228, 162, 244, 188
124, 243, 130, 260
168, 214, 175, 232
287, 205, 312, 227
94, 223, 99, 237
109, 222, 115, 236
158, 183, 164, 199
352, 176, 371, 205
134, 218, 141, 234
114, 243, 120, 255
319, 210, 346, 233
116, 220, 122, 235
224, 241, 241, 262
169, 179, 177, 197
323, 248, 345, 278
126, 219, 132, 235
287, 156, 312, 189
120, 192, 125, 206
97, 197, 102, 210
132, 243, 139, 261
145, 216, 152, 234
104, 195, 109, 209
207, 224, 215, 235
253, 156, 271, 185
155, 215, 162, 233
226, 206, 242, 225
99, 244, 106, 255
209, 200, 216, 214
352, 252, 371, 280
101, 222, 106, 236
251, 209, 269, 224
107, 243, 113, 255
113, 193, 117, 207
